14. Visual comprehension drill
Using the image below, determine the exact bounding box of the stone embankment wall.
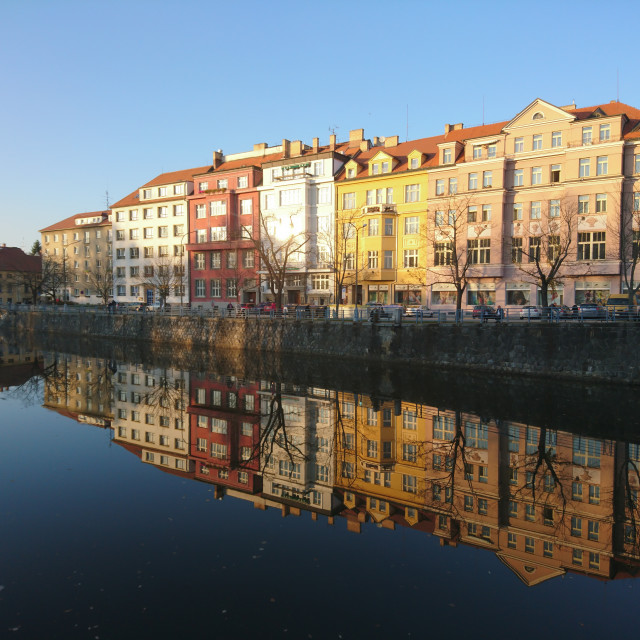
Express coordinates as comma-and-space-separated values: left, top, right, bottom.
4, 311, 639, 383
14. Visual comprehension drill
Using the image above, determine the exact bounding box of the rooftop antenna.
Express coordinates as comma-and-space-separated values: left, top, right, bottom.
328, 125, 339, 136
617, 68, 619, 102
105, 189, 110, 209
482, 95, 485, 125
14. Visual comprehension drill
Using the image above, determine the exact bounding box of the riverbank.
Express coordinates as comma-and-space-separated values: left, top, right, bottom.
2, 309, 639, 383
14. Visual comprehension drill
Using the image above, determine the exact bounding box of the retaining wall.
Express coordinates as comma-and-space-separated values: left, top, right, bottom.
3, 311, 639, 383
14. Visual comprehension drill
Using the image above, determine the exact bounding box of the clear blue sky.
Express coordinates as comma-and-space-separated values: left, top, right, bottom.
1, 0, 637, 251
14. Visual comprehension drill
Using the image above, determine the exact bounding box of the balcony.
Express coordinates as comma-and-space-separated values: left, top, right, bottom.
362, 204, 397, 215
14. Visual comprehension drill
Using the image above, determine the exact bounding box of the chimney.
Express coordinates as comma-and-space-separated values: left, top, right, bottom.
445, 123, 463, 134
282, 139, 291, 159
349, 128, 364, 142
212, 150, 223, 168
384, 136, 399, 147
312, 137, 319, 152
373, 136, 380, 146
360, 140, 370, 152
329, 134, 336, 150
253, 142, 267, 152
291, 140, 303, 156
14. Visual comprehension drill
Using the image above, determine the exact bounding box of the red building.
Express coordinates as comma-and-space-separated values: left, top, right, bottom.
188, 373, 262, 494
186, 148, 281, 308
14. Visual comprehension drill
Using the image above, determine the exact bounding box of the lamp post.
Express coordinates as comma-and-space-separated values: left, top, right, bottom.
354, 222, 367, 320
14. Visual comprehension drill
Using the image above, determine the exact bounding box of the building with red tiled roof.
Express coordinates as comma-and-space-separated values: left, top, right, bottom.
336, 98, 640, 310
0, 245, 43, 304
39, 211, 111, 304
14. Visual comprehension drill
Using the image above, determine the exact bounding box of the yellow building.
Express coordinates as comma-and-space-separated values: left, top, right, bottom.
335, 130, 439, 305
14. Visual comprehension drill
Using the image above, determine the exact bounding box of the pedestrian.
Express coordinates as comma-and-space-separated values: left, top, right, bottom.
496, 305, 504, 323
227, 302, 234, 317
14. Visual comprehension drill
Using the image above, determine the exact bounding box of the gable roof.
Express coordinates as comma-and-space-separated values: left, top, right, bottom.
0, 246, 42, 273
39, 211, 110, 233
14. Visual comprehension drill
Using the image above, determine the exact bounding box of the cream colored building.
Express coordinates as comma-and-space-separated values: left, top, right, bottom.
40, 211, 112, 304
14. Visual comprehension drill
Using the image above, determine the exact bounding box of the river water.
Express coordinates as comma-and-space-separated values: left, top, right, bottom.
1, 334, 639, 639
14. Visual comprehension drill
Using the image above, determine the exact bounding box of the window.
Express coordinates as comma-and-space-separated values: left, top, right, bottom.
483, 171, 492, 188
477, 498, 488, 515
226, 251, 237, 269
515, 137, 524, 153
509, 500, 518, 518
487, 144, 497, 158
513, 203, 523, 221
342, 192, 356, 209
468, 238, 490, 264
525, 504, 535, 522
443, 148, 452, 164
579, 158, 590, 178
530, 201, 541, 219
405, 184, 420, 202
571, 516, 582, 537
596, 193, 607, 213
551, 131, 562, 148
573, 437, 602, 467
589, 485, 600, 505
158, 226, 168, 238
596, 156, 608, 176
402, 474, 417, 493
449, 177, 457, 194
482, 205, 491, 222
435, 179, 445, 195
582, 127, 593, 145
468, 173, 478, 190
240, 199, 252, 215
196, 204, 206, 219
478, 466, 488, 483
158, 206, 168, 218
577, 232, 606, 260
210, 279, 221, 297
404, 216, 419, 235
310, 274, 329, 290
317, 186, 331, 204
402, 409, 417, 430
532, 134, 542, 150
511, 237, 523, 263
403, 249, 419, 268
473, 145, 482, 159
588, 520, 599, 541
467, 206, 477, 223
194, 253, 205, 270
384, 218, 394, 236
237, 175, 248, 189
531, 166, 542, 185
402, 443, 417, 462
464, 495, 474, 511
572, 549, 583, 565
589, 553, 600, 570
578, 195, 589, 214
367, 251, 378, 268
410, 157, 419, 169
548, 199, 560, 218
130, 228, 140, 240
435, 242, 453, 266
242, 250, 254, 268
599, 123, 610, 141
130, 248, 139, 259
210, 251, 221, 269
433, 415, 455, 440
211, 227, 227, 241
368, 219, 379, 236
194, 279, 205, 297
226, 279, 237, 297
635, 155, 640, 174
508, 533, 517, 549
514, 169, 524, 186
525, 537, 535, 554
529, 237, 541, 262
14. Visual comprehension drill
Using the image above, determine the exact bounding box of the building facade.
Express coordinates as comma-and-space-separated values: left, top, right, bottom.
0, 245, 42, 304
110, 167, 210, 306
40, 212, 112, 304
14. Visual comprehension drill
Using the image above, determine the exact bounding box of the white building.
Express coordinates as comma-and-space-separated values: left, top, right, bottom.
110, 166, 210, 305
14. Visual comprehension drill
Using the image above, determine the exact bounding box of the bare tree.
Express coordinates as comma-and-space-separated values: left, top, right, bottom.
12, 264, 43, 304
425, 195, 486, 311
514, 198, 579, 308
136, 255, 185, 306
40, 255, 68, 302
84, 259, 115, 305
242, 213, 311, 310
609, 187, 640, 304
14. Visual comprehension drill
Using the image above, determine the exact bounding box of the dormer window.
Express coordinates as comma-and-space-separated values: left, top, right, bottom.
487, 144, 497, 158
143, 189, 152, 199
473, 145, 482, 160
410, 157, 419, 169
372, 164, 380, 175
158, 187, 167, 197
347, 167, 356, 178
443, 148, 452, 164
381, 161, 390, 174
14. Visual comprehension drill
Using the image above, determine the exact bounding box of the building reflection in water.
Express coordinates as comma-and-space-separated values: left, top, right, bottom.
35, 349, 640, 587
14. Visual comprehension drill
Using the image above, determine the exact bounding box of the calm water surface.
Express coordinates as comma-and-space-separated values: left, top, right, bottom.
0, 339, 639, 639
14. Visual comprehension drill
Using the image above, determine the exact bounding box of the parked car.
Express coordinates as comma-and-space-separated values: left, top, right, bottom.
578, 303, 606, 319
472, 305, 497, 319
290, 304, 327, 318
606, 294, 639, 318
404, 305, 435, 318
519, 305, 542, 319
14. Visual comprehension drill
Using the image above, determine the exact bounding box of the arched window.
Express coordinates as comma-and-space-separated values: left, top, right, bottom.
532, 111, 544, 120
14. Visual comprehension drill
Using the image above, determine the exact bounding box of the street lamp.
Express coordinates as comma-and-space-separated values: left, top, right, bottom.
354, 222, 367, 320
